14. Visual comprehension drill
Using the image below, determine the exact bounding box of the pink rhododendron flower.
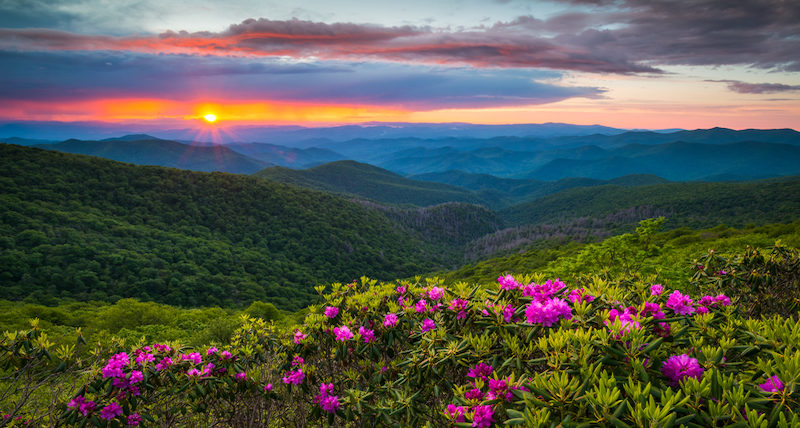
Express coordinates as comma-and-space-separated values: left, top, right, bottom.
294, 330, 307, 344
206, 347, 218, 356
99, 402, 123, 421
467, 363, 493, 380
127, 413, 141, 426
449, 298, 468, 311
421, 318, 436, 332
155, 357, 173, 371
235, 372, 247, 381
715, 294, 731, 306
383, 313, 398, 327
102, 353, 129, 378
319, 395, 340, 413
334, 326, 353, 341
446, 404, 467, 422
525, 298, 572, 327
428, 286, 445, 300
186, 368, 201, 377
415, 299, 428, 313
487, 378, 509, 401
264, 383, 273, 391
759, 375, 784, 393
472, 405, 495, 428
502, 305, 516, 323
67, 396, 97, 417
666, 290, 695, 315
135, 352, 154, 365
661, 354, 704, 386
181, 352, 202, 365
697, 306, 709, 314
359, 326, 376, 343
292, 356, 304, 366
324, 306, 339, 319
650, 284, 664, 296
567, 288, 595, 304
465, 388, 484, 400
396, 285, 407, 294
498, 274, 521, 290
128, 370, 143, 384
282, 369, 305, 385
220, 350, 232, 359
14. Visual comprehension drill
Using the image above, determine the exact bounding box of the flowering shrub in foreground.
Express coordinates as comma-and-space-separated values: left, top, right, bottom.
41, 267, 800, 428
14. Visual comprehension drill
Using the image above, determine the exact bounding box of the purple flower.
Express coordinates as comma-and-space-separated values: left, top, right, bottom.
697, 306, 709, 314
383, 313, 398, 327
715, 294, 731, 306
666, 290, 695, 315
421, 318, 436, 332
292, 356, 304, 366
333, 326, 354, 341
567, 288, 594, 304
99, 402, 123, 421
759, 375, 784, 393
525, 297, 572, 327
235, 372, 247, 381
467, 363, 493, 380
650, 284, 664, 296
501, 305, 516, 323
396, 285, 407, 294
661, 354, 704, 386
319, 394, 340, 413
67, 395, 96, 416
320, 382, 335, 396
181, 352, 202, 365
155, 357, 173, 371
446, 404, 467, 422
135, 352, 154, 365
127, 413, 141, 426
498, 274, 521, 290
206, 347, 218, 356
102, 352, 129, 378
465, 388, 484, 400
324, 306, 339, 319
487, 378, 509, 401
359, 326, 376, 343
187, 368, 201, 377
264, 383, 273, 391
282, 369, 305, 385
472, 405, 495, 428
128, 370, 143, 384
415, 299, 428, 313
294, 330, 307, 344
220, 350, 232, 359
428, 286, 445, 300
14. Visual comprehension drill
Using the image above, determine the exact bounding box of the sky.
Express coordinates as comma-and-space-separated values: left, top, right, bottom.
1, 0, 799, 130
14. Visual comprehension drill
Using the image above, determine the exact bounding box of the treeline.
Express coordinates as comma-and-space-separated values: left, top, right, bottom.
0, 144, 477, 310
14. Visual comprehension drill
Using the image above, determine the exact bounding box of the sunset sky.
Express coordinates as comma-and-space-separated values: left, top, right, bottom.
1, 0, 799, 130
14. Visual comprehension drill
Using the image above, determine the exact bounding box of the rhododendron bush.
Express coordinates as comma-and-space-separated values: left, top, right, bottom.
2, 247, 800, 426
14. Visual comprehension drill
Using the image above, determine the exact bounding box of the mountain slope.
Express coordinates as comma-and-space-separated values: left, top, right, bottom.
254, 160, 506, 207
526, 141, 800, 181
0, 144, 499, 310
225, 142, 345, 167
499, 178, 800, 229
34, 137, 269, 174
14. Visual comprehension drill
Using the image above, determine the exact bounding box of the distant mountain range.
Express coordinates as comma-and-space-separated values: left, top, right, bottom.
4, 125, 800, 183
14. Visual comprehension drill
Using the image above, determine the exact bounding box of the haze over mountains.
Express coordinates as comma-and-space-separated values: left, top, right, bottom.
4, 123, 800, 182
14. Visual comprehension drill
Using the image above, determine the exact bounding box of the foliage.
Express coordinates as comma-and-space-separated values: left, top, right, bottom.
2, 240, 795, 426
0, 144, 488, 310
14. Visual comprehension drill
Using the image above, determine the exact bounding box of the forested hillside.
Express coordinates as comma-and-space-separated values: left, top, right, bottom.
0, 145, 497, 310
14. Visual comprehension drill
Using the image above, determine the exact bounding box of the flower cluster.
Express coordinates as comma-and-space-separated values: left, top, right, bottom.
314, 383, 340, 413
661, 354, 704, 386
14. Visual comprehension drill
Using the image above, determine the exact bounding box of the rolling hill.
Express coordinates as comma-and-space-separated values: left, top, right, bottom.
254, 160, 508, 207
33, 136, 270, 174
0, 144, 500, 310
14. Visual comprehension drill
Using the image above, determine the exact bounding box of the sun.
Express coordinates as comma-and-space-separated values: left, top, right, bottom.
203, 113, 217, 123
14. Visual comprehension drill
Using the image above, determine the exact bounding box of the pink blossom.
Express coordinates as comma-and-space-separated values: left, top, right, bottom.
421, 318, 436, 332
525, 298, 572, 327
396, 285, 407, 294
102, 353, 129, 378
697, 306, 709, 314
334, 326, 353, 341
465, 388, 484, 400
383, 313, 398, 327
498, 274, 521, 290
324, 306, 339, 319
666, 290, 695, 315
715, 294, 731, 306
292, 356, 304, 366
187, 368, 201, 377
501, 305, 516, 323
567, 288, 595, 304
415, 299, 428, 313
282, 369, 305, 385
264, 383, 273, 391
127, 413, 141, 426
128, 370, 143, 384
206, 347, 218, 356
294, 330, 307, 344
155, 357, 173, 371
759, 375, 784, 393
472, 405, 495, 428
220, 350, 232, 359
67, 396, 97, 417
467, 363, 493, 380
446, 404, 467, 422
235, 372, 247, 381
319, 395, 340, 413
99, 402, 123, 421
359, 326, 376, 343
428, 286, 445, 300
181, 352, 202, 365
650, 284, 664, 296
661, 354, 704, 386
135, 352, 154, 365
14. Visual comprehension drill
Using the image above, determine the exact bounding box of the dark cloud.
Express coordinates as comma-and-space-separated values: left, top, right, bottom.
1, 0, 797, 74
0, 50, 602, 109
708, 79, 800, 94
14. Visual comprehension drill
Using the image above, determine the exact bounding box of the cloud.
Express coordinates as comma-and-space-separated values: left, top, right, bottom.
708, 80, 800, 94
1, 0, 797, 74
0, 50, 602, 109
